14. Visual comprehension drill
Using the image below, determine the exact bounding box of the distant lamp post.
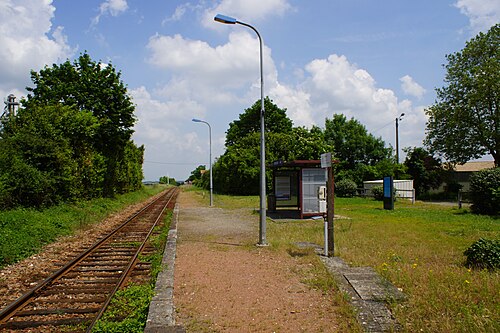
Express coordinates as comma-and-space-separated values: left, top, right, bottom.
395, 113, 405, 163
192, 118, 213, 207
214, 13, 267, 246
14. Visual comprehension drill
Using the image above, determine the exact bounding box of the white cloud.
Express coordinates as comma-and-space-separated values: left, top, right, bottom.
146, 31, 276, 105
130, 85, 225, 178
267, 54, 427, 150
0, 0, 72, 95
92, 0, 128, 26
202, 0, 292, 28
400, 75, 426, 99
271, 83, 314, 126
162, 3, 199, 24
455, 0, 500, 33
131, 85, 207, 156
302, 54, 400, 124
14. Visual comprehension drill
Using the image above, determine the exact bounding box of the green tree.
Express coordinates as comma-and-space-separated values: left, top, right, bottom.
214, 127, 332, 195
0, 105, 103, 208
425, 24, 500, 166
188, 165, 206, 183
225, 97, 293, 146
23, 53, 143, 195
160, 176, 177, 185
469, 168, 500, 215
325, 114, 391, 170
324, 114, 395, 184
404, 147, 443, 197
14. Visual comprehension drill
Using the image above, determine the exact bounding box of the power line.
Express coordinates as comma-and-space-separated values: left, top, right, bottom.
372, 119, 394, 134
144, 160, 206, 166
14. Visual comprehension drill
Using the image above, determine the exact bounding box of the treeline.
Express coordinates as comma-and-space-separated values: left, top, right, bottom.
0, 53, 143, 209
193, 97, 403, 196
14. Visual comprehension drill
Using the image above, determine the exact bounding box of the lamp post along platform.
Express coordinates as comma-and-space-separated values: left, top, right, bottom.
214, 14, 267, 246
192, 118, 213, 207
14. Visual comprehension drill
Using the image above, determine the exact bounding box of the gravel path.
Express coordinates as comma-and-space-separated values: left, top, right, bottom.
173, 191, 344, 332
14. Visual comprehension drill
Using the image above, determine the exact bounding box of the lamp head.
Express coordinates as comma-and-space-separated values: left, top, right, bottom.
214, 14, 237, 24
192, 118, 201, 122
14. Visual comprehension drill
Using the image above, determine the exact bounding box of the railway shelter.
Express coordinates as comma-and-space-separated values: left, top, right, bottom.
268, 160, 326, 219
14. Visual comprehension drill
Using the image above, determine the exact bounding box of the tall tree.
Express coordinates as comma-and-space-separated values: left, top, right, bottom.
324, 114, 391, 169
425, 24, 499, 166
0, 105, 103, 208
324, 114, 399, 184
404, 147, 443, 197
213, 98, 330, 195
225, 97, 293, 146
24, 53, 142, 195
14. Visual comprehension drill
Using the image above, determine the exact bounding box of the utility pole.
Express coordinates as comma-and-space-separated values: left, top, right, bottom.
395, 113, 404, 163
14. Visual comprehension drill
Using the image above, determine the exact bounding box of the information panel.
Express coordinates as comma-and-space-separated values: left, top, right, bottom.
383, 176, 394, 210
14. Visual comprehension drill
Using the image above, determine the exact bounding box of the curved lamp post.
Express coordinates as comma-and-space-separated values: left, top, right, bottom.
214, 14, 267, 245
395, 113, 405, 164
192, 118, 213, 207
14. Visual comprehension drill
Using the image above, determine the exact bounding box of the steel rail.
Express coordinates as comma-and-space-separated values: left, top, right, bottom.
0, 187, 178, 330
85, 187, 178, 332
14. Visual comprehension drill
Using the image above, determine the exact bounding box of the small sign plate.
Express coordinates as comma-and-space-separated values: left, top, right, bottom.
321, 152, 332, 168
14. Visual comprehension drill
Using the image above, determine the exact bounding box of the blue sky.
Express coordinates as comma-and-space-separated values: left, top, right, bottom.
1, 0, 499, 181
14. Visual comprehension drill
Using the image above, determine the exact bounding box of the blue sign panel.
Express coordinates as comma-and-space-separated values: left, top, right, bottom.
383, 176, 391, 198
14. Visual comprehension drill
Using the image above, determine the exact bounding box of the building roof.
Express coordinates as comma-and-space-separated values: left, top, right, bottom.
454, 161, 495, 172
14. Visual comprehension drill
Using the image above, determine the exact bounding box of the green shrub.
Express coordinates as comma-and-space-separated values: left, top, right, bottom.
335, 179, 358, 197
469, 167, 500, 215
464, 238, 500, 270
371, 186, 384, 201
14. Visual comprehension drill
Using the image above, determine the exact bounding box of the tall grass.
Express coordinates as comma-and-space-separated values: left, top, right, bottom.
0, 185, 166, 268
268, 197, 499, 332
336, 199, 498, 332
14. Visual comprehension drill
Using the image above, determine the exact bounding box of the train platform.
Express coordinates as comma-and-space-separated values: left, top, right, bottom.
144, 190, 405, 332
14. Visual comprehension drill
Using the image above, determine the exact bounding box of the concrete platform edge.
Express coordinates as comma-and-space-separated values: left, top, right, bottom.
321, 256, 403, 333
145, 203, 186, 333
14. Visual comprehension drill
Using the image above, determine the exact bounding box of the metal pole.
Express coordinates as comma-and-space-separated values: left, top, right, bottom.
327, 166, 334, 255
324, 216, 328, 257
237, 21, 267, 246
395, 113, 404, 164
208, 122, 213, 207
213, 15, 266, 245
192, 119, 213, 206
395, 117, 399, 164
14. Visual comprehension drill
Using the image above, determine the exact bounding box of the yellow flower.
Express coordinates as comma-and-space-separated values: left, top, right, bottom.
412, 263, 418, 269
464, 279, 470, 284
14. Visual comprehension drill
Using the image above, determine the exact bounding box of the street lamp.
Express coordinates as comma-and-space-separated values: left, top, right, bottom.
395, 113, 405, 163
214, 13, 267, 246
192, 118, 213, 207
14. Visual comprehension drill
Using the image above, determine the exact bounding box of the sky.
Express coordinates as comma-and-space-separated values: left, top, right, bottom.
1, 0, 499, 181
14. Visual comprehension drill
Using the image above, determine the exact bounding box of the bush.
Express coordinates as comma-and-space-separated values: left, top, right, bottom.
469, 167, 500, 215
335, 179, 357, 197
371, 186, 384, 201
464, 238, 500, 270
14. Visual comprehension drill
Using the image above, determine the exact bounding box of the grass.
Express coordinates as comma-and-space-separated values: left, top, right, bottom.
0, 184, 167, 269
192, 186, 499, 332
266, 196, 499, 333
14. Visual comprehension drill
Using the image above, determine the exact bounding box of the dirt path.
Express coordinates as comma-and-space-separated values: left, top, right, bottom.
173, 191, 343, 332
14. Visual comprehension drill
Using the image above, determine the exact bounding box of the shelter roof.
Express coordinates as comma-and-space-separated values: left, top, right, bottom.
270, 160, 321, 169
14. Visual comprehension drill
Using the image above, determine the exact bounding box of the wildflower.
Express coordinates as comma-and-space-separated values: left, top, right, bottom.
464, 279, 470, 284
412, 263, 418, 269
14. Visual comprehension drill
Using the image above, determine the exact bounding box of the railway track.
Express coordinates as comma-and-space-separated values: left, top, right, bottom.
0, 187, 179, 332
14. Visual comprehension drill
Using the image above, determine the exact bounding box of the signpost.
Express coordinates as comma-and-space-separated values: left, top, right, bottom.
321, 153, 334, 256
